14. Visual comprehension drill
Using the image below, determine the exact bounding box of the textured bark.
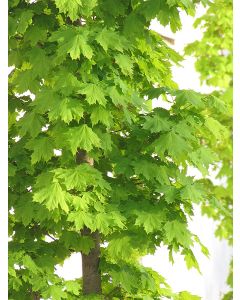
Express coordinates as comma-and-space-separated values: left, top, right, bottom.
81, 227, 102, 294
76, 149, 102, 294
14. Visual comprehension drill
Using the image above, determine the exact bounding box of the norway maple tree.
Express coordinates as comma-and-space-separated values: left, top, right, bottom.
8, 0, 231, 299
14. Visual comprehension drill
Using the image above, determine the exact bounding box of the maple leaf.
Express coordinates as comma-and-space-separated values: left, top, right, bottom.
78, 83, 107, 106
153, 132, 192, 162
205, 117, 229, 140
27, 48, 50, 77
143, 114, 172, 133
182, 249, 201, 273
50, 27, 93, 60
67, 124, 101, 154
110, 268, 139, 293
18, 112, 44, 138
65, 281, 80, 296
107, 236, 133, 260
96, 28, 124, 52
33, 181, 69, 213
157, 185, 178, 204
90, 106, 113, 127
22, 255, 40, 274
174, 89, 204, 109
133, 160, 169, 184
164, 220, 192, 248
54, 167, 88, 191
15, 200, 35, 226
55, 164, 110, 192
68, 34, 93, 60
71, 193, 94, 210
178, 291, 201, 300
188, 147, 218, 176
107, 86, 127, 106
68, 211, 94, 231
26, 137, 54, 164
48, 98, 84, 124
24, 25, 48, 46
135, 210, 166, 234
46, 285, 67, 300
180, 183, 206, 204
54, 0, 82, 21
115, 54, 134, 76
17, 10, 33, 34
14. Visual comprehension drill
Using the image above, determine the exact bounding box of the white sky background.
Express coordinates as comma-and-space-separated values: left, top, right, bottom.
55, 5, 232, 300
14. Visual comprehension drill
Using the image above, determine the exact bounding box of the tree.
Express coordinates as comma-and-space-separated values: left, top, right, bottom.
8, 0, 231, 299
185, 0, 233, 298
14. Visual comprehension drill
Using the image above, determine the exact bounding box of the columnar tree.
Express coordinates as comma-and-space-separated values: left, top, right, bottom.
8, 0, 230, 299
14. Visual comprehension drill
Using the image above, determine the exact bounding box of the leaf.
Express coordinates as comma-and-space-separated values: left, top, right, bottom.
174, 90, 204, 109
49, 27, 93, 60
68, 211, 94, 231
110, 268, 139, 293
48, 98, 84, 124
164, 220, 192, 248
90, 106, 113, 127
67, 124, 101, 154
115, 54, 133, 76
54, 0, 82, 21
65, 281, 80, 296
15, 201, 35, 226
48, 285, 67, 300
107, 236, 133, 260
17, 10, 33, 34
188, 147, 218, 176
78, 83, 107, 106
178, 291, 201, 300
68, 34, 93, 60
54, 164, 110, 192
143, 114, 172, 133
135, 210, 165, 234
33, 181, 69, 212
96, 28, 124, 52
133, 160, 170, 184
22, 255, 39, 274
108, 86, 127, 106
182, 249, 201, 273
180, 183, 206, 204
18, 112, 44, 138
27, 48, 50, 77
157, 185, 178, 204
153, 132, 192, 162
167, 0, 193, 9
26, 137, 54, 164
205, 117, 229, 140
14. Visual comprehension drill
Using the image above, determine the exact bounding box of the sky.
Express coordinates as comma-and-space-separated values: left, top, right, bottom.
54, 6, 232, 300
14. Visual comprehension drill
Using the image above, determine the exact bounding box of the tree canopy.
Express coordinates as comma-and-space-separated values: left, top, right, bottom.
185, 0, 233, 298
8, 0, 232, 299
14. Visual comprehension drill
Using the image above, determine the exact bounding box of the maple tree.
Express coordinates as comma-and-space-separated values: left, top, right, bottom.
8, 0, 232, 299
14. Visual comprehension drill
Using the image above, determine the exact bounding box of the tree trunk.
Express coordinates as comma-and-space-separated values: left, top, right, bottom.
81, 227, 102, 294
32, 292, 40, 300
76, 149, 102, 294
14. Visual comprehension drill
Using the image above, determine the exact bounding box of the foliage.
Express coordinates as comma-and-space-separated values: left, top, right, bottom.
185, 0, 233, 297
8, 0, 230, 299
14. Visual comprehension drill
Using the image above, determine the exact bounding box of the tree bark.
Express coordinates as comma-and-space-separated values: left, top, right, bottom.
81, 227, 102, 294
76, 149, 102, 295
